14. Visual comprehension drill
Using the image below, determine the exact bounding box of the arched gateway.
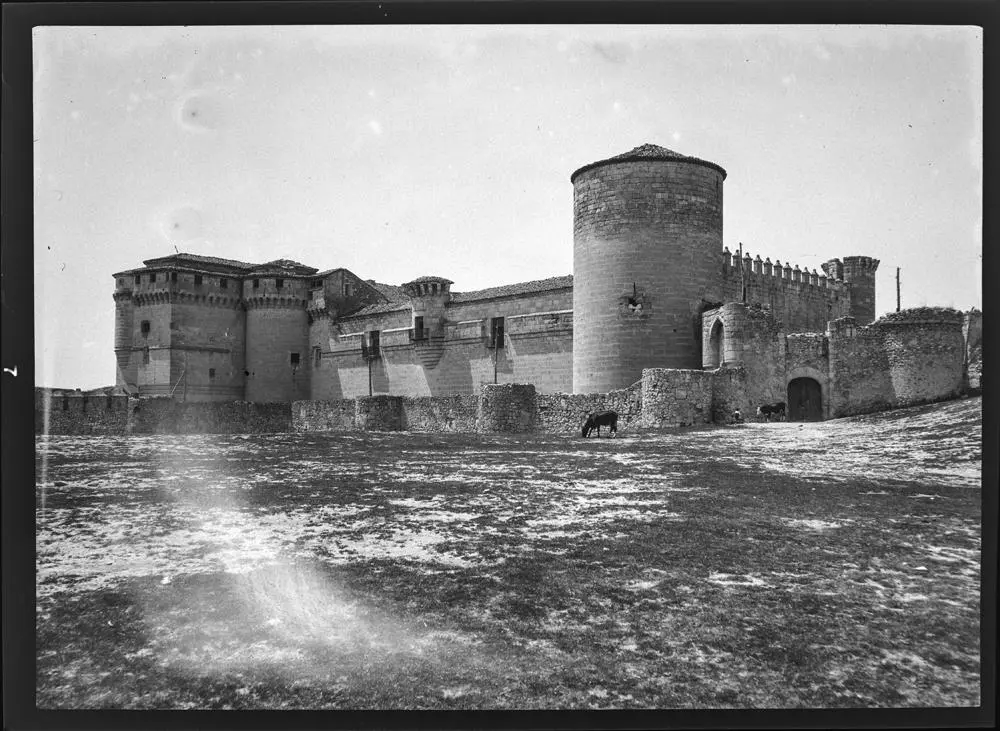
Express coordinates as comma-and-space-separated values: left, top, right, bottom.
787, 377, 823, 421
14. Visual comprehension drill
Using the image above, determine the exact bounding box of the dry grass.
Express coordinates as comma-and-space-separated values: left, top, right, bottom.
35, 397, 982, 709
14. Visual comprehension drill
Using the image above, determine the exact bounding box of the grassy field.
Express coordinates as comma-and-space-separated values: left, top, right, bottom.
35, 397, 982, 709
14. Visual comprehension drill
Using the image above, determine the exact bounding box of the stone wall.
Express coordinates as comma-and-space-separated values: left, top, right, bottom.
400, 395, 479, 432
35, 391, 132, 435
292, 398, 356, 432
355, 395, 404, 431
477, 383, 537, 433
537, 381, 643, 435
963, 309, 982, 392
640, 369, 714, 428
130, 398, 293, 434
709, 366, 750, 423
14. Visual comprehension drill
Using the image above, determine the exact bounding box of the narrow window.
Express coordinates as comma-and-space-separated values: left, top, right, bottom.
140, 320, 151, 336
134, 274, 140, 285
171, 272, 178, 283
209, 368, 216, 379
290, 352, 300, 366
62, 395, 69, 411
362, 330, 381, 359
220, 277, 228, 289
253, 278, 260, 289
169, 320, 175, 330
117, 278, 124, 287
414, 316, 425, 340
149, 272, 157, 283
276, 278, 284, 289
313, 346, 322, 368
490, 317, 505, 349
194, 274, 203, 286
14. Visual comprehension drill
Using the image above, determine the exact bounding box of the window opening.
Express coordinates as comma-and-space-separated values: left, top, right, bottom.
194, 274, 203, 286
290, 352, 300, 366
220, 278, 227, 289
143, 348, 150, 365
490, 317, 505, 349
140, 320, 150, 336
362, 330, 381, 359
253, 278, 260, 289
134, 275, 141, 285
413, 316, 425, 341
276, 278, 284, 289
313, 346, 322, 368
171, 272, 178, 283
209, 368, 216, 379
149, 272, 157, 283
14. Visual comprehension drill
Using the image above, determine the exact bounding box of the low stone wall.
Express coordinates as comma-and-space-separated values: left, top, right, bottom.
35, 391, 131, 435
641, 369, 714, 428
400, 395, 479, 432
355, 395, 404, 431
477, 383, 537, 433
132, 398, 292, 434
537, 382, 642, 435
292, 399, 356, 432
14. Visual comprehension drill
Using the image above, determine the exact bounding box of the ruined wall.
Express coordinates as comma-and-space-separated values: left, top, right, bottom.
477, 383, 537, 433
641, 369, 714, 428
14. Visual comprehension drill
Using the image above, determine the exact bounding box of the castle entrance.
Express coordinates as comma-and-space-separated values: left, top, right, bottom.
787, 377, 823, 421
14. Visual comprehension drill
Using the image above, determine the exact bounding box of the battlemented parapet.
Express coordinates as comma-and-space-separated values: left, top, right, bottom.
723, 248, 850, 333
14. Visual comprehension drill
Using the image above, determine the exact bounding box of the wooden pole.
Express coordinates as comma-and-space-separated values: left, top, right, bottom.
368, 355, 373, 397
896, 267, 901, 312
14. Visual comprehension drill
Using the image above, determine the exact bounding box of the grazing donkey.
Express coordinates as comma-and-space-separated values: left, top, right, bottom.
582, 410, 618, 438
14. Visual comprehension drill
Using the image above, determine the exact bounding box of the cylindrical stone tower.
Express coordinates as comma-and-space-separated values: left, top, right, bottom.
112, 275, 137, 390
571, 143, 727, 393
243, 261, 314, 403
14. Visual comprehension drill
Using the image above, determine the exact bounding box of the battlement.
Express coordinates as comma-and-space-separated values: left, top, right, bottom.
722, 247, 845, 291
842, 255, 881, 275
402, 276, 454, 298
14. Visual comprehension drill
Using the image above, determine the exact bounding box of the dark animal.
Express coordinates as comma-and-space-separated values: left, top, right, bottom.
732, 409, 743, 423
756, 402, 786, 422
582, 410, 618, 438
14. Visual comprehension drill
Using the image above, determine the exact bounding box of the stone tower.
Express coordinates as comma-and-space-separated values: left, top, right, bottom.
823, 256, 880, 325
243, 260, 315, 402
571, 143, 727, 393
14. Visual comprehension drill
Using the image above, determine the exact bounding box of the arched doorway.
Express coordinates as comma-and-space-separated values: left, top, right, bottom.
706, 319, 724, 368
787, 377, 823, 421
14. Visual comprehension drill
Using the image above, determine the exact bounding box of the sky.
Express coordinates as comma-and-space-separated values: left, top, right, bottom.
33, 24, 982, 389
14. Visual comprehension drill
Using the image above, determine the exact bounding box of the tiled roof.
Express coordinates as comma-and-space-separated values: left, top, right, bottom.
366, 280, 411, 303
340, 302, 411, 319
247, 259, 318, 275
142, 252, 257, 270
570, 143, 727, 182
449, 275, 573, 303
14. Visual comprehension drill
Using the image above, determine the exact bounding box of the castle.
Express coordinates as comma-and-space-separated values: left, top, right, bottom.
111, 144, 977, 422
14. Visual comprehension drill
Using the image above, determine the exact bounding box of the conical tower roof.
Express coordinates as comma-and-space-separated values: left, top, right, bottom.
570, 143, 727, 183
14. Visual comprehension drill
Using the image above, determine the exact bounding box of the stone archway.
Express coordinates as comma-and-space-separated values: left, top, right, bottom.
706, 319, 724, 369
787, 377, 823, 421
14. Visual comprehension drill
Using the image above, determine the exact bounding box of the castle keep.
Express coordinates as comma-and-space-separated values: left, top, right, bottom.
110, 144, 974, 422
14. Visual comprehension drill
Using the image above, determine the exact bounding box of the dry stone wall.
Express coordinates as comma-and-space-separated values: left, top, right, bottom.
641, 369, 714, 428
355, 395, 404, 431
536, 382, 642, 435
477, 384, 537, 433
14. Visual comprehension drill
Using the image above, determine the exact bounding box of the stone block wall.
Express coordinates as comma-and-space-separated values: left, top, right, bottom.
963, 309, 982, 392
877, 310, 966, 407
130, 398, 292, 434
640, 368, 714, 428
477, 383, 537, 433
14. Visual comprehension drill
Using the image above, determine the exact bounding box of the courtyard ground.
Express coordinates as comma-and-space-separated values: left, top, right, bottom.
35, 396, 982, 709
